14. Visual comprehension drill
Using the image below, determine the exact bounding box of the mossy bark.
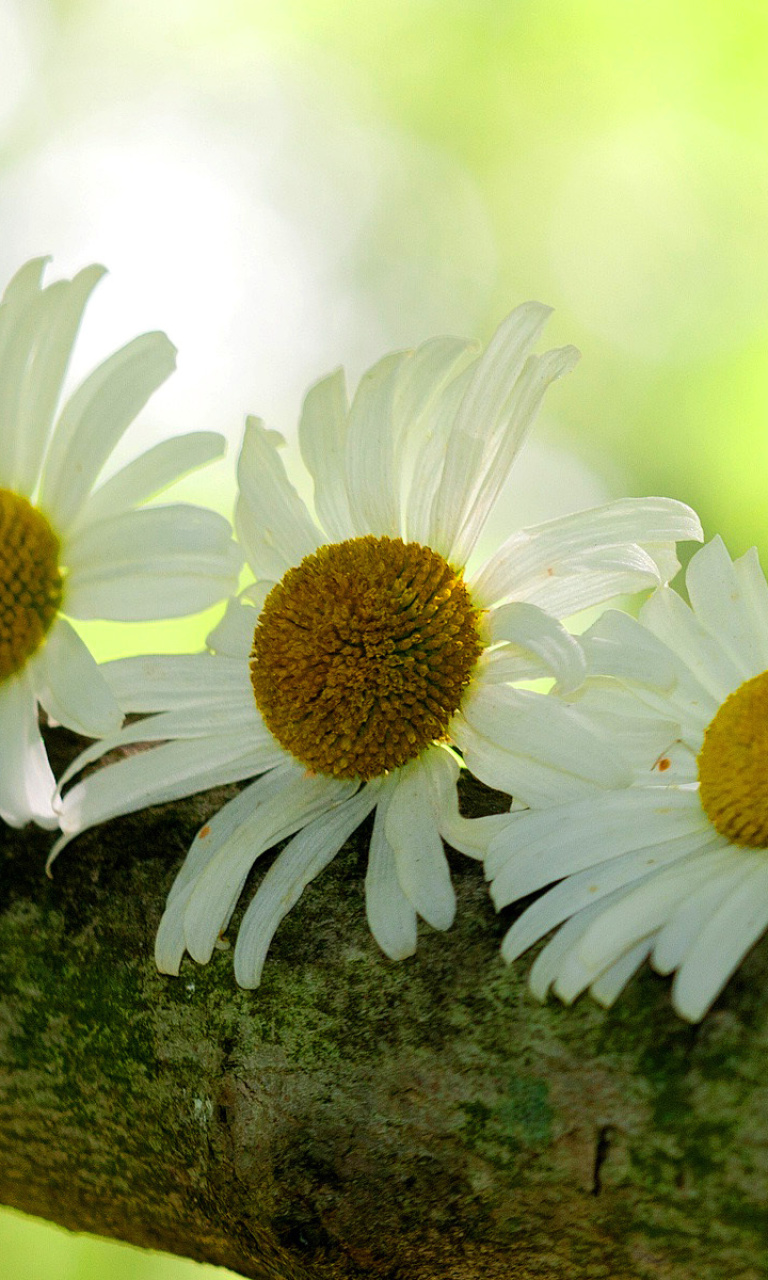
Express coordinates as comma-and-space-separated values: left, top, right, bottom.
1, 728, 768, 1280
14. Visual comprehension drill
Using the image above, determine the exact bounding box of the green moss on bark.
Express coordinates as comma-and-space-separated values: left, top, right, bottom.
1, 730, 768, 1279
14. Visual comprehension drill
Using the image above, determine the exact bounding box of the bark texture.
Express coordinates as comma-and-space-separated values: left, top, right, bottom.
1, 728, 768, 1280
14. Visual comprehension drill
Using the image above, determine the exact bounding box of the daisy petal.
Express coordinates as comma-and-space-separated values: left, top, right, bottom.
733, 547, 768, 669
75, 432, 226, 527
567, 851, 731, 996
0, 671, 57, 828
640, 586, 746, 700
499, 832, 721, 960
101, 653, 249, 712
32, 618, 122, 738
39, 331, 178, 531
365, 786, 419, 959
4, 266, 106, 496
588, 939, 654, 1007
182, 772, 357, 967
451, 710, 600, 806
462, 684, 632, 790
427, 302, 554, 559
685, 535, 768, 677
55, 733, 280, 857
488, 601, 586, 693
651, 850, 754, 975
206, 596, 258, 659
671, 862, 768, 1021
64, 505, 243, 620
385, 759, 456, 931
527, 895, 617, 1001
471, 497, 702, 612
236, 417, 323, 580
487, 787, 707, 902
298, 369, 354, 542
345, 352, 409, 537
234, 782, 382, 987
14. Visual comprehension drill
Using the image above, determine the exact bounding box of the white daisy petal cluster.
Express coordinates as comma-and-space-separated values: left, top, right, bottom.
0, 258, 242, 829
54, 302, 700, 988
487, 536, 768, 1022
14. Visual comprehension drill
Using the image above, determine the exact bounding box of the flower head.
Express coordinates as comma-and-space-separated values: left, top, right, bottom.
487, 537, 768, 1022
0, 257, 242, 828
55, 304, 700, 986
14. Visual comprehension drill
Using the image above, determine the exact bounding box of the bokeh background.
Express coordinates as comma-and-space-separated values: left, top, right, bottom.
4, 0, 768, 1275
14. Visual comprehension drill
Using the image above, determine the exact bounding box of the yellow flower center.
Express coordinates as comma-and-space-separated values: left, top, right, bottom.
697, 671, 768, 847
250, 535, 483, 780
0, 488, 63, 683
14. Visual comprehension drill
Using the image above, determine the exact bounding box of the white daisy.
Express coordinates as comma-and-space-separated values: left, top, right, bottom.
487, 536, 768, 1022
53, 303, 700, 987
0, 257, 242, 829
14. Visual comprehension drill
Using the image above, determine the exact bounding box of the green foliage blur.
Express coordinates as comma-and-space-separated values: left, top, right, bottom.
4, 1, 768, 1275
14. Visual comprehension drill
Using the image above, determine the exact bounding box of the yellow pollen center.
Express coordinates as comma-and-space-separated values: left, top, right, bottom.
250, 535, 483, 780
697, 670, 768, 847
0, 488, 63, 683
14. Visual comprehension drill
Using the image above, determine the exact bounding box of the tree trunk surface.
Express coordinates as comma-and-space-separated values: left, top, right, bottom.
1, 728, 767, 1280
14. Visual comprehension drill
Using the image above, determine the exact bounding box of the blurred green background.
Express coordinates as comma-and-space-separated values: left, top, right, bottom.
4, 0, 768, 1275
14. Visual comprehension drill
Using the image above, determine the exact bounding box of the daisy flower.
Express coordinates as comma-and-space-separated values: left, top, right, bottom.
54, 303, 700, 987
487, 536, 768, 1022
0, 257, 242, 828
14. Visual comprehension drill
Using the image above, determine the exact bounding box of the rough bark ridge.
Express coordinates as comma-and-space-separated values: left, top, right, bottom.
1, 728, 768, 1280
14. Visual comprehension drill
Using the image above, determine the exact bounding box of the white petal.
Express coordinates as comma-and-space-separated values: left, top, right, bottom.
234, 782, 382, 987
298, 368, 355, 542
651, 848, 755, 975
685, 536, 767, 678
206, 596, 257, 659
101, 653, 249, 711
54, 732, 281, 853
427, 302, 555, 560
365, 784, 419, 959
420, 744, 510, 861
400, 337, 479, 545
671, 861, 768, 1021
500, 832, 721, 962
56, 697, 275, 799
167, 768, 297, 908
527, 895, 616, 1001
155, 878, 196, 975
733, 546, 768, 669
64, 505, 242, 620
487, 602, 586, 693
0, 670, 57, 828
580, 609, 716, 741
2, 266, 106, 497
588, 939, 654, 1007
563, 852, 730, 998
580, 608, 682, 690
32, 617, 122, 737
384, 759, 456, 931
461, 683, 632, 790
39, 331, 177, 531
567, 680, 691, 779
470, 497, 701, 612
450, 710, 598, 806
1, 255, 49, 307
641, 585, 746, 704
235, 417, 323, 580
182, 771, 357, 967
487, 786, 708, 902
75, 432, 226, 527
345, 351, 409, 537
443, 341, 580, 567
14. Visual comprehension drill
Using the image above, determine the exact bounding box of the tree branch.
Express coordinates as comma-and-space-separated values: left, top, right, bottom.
2, 729, 767, 1279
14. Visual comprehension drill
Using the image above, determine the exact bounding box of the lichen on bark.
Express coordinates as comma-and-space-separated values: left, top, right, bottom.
2, 729, 768, 1279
